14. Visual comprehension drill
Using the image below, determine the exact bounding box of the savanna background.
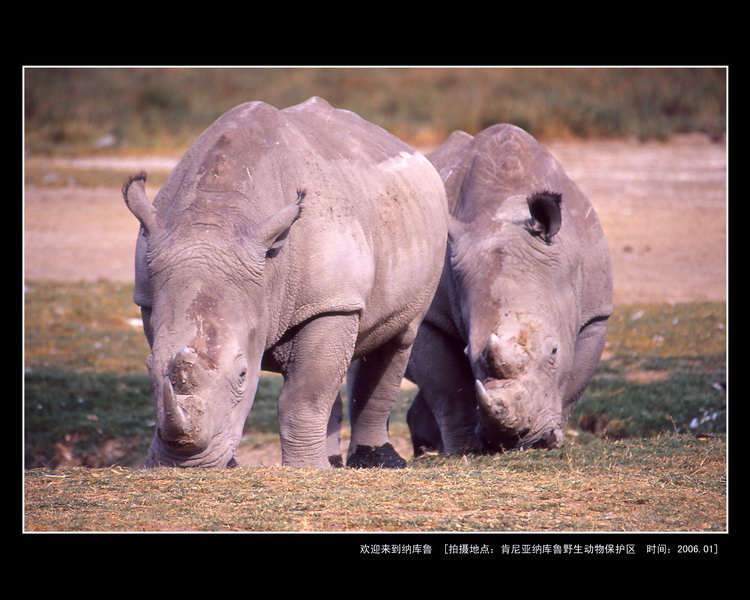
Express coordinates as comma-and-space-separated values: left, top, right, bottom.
23, 67, 727, 539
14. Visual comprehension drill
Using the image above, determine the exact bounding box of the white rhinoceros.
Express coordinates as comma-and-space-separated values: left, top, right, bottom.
123, 97, 448, 468
406, 124, 612, 454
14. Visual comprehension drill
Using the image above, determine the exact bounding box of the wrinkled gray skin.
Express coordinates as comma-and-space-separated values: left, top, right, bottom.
123, 97, 447, 469
405, 125, 612, 454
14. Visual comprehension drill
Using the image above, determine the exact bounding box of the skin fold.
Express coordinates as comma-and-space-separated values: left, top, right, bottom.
405, 125, 612, 455
123, 97, 448, 468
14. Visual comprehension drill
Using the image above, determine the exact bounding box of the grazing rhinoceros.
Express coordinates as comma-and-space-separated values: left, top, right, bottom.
123, 97, 448, 469
405, 124, 612, 454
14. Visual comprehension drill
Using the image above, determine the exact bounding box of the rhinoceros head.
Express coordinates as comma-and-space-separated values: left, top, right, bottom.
123, 173, 303, 467
449, 191, 578, 451
142, 282, 262, 468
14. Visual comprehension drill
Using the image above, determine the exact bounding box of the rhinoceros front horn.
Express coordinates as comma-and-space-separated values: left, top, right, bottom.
159, 376, 191, 444
475, 379, 510, 423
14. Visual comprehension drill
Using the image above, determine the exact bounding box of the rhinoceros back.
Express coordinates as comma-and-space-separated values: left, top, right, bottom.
150, 97, 448, 348
279, 97, 449, 348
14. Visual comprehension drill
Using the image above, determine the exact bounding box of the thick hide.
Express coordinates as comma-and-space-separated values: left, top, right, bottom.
405, 124, 612, 454
124, 97, 448, 468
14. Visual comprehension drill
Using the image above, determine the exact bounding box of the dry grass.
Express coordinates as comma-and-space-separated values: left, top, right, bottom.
24, 435, 725, 532
24, 282, 726, 533
24, 67, 726, 155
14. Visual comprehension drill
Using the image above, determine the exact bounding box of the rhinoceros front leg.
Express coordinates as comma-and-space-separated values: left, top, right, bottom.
406, 321, 482, 455
276, 314, 359, 468
345, 324, 422, 469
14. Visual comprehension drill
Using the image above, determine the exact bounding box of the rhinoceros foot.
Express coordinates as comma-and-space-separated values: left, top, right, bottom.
328, 454, 345, 468
411, 433, 440, 457
347, 443, 406, 469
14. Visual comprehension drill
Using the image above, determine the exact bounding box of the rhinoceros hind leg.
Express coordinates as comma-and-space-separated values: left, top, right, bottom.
326, 392, 344, 467
346, 322, 419, 468
407, 391, 442, 456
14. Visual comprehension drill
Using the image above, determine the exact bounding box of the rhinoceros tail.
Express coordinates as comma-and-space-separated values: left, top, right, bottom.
122, 170, 148, 200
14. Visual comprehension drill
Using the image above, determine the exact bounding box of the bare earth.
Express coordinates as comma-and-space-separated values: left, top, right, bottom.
24, 135, 727, 466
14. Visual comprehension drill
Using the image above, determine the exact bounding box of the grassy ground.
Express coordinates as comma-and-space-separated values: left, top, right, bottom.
23, 281, 727, 532
23, 67, 728, 541
24, 67, 726, 155
25, 435, 724, 532
573, 302, 726, 439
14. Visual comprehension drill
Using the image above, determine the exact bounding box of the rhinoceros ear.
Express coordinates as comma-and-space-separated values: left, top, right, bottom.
123, 171, 158, 235
526, 191, 562, 243
250, 189, 305, 254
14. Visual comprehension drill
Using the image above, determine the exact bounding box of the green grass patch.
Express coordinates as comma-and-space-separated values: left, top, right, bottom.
572, 302, 726, 439
23, 282, 727, 531
604, 302, 726, 360
24, 370, 154, 468
24, 280, 150, 374
24, 281, 726, 470
24, 165, 170, 189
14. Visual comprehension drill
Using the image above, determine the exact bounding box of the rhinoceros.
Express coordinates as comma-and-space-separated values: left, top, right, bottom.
405, 124, 612, 454
123, 96, 448, 468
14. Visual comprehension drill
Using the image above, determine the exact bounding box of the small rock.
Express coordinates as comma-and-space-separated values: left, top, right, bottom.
95, 134, 118, 148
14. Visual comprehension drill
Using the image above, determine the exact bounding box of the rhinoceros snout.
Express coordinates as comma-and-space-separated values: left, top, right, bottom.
474, 379, 562, 450
474, 379, 530, 448
535, 426, 565, 449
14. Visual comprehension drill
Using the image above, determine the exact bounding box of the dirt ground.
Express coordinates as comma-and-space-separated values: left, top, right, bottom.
24, 134, 727, 466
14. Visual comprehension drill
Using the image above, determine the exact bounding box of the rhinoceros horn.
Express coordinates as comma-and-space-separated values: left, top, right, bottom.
159, 376, 191, 443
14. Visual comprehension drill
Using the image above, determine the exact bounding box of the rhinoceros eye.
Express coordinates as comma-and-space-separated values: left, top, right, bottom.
547, 345, 559, 366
